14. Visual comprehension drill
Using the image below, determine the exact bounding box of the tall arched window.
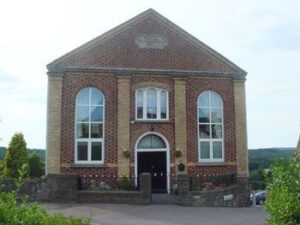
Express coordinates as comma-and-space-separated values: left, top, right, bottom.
135, 88, 168, 120
75, 87, 104, 163
198, 90, 223, 162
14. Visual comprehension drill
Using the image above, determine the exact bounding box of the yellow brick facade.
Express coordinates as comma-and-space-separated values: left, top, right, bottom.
117, 77, 131, 177
46, 75, 63, 174
233, 80, 249, 177
174, 79, 187, 171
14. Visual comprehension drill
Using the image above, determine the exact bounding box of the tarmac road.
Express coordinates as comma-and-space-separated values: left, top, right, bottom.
43, 203, 265, 225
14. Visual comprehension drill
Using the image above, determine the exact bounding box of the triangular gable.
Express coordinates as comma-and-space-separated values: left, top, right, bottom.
47, 9, 246, 77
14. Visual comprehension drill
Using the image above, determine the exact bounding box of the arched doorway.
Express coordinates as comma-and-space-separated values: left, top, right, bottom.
135, 132, 170, 193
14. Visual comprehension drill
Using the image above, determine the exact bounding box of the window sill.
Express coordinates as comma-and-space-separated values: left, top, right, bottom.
71, 163, 106, 168
133, 120, 170, 123
196, 161, 234, 166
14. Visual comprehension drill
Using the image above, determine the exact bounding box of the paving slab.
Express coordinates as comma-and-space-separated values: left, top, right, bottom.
43, 203, 266, 225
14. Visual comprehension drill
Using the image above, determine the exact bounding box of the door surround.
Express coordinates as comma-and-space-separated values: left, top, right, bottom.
135, 131, 170, 192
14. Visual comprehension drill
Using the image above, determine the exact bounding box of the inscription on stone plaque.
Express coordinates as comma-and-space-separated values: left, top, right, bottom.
135, 35, 168, 49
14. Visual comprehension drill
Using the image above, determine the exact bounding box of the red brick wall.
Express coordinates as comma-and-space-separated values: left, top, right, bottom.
60, 73, 118, 186
129, 75, 175, 176
55, 16, 237, 74
186, 77, 237, 175
60, 73, 237, 186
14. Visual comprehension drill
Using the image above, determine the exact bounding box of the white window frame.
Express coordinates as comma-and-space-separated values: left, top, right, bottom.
135, 87, 169, 121
197, 90, 224, 162
75, 87, 105, 164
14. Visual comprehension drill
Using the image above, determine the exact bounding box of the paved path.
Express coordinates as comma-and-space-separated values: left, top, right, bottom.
43, 203, 266, 225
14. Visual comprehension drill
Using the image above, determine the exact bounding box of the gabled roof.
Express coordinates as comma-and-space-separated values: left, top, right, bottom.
47, 9, 247, 78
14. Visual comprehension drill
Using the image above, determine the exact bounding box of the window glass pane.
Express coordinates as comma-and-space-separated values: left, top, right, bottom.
198, 108, 210, 123
137, 90, 143, 107
199, 124, 210, 138
77, 142, 88, 161
211, 108, 222, 123
76, 106, 89, 122
147, 88, 157, 107
212, 125, 222, 138
137, 107, 143, 118
200, 142, 210, 159
76, 88, 90, 105
161, 107, 167, 119
161, 91, 167, 107
211, 91, 222, 108
91, 88, 103, 105
91, 106, 103, 122
151, 135, 166, 148
198, 91, 209, 107
91, 123, 103, 138
91, 142, 102, 161
147, 107, 157, 119
76, 123, 89, 138
137, 135, 166, 149
213, 142, 222, 159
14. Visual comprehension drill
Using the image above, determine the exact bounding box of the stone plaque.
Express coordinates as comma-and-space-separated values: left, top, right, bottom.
135, 35, 168, 49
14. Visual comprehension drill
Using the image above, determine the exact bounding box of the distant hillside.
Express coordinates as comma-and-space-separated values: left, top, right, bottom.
0, 147, 45, 160
248, 147, 296, 171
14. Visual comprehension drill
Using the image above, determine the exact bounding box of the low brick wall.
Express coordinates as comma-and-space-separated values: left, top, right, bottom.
19, 174, 79, 202
177, 174, 250, 207
78, 173, 151, 204
78, 191, 148, 204
15, 173, 151, 205
6, 173, 250, 206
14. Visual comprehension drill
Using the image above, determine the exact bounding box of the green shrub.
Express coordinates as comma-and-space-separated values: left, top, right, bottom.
28, 152, 44, 178
0, 191, 91, 225
0, 167, 91, 225
118, 176, 132, 190
2, 133, 29, 178
265, 152, 300, 225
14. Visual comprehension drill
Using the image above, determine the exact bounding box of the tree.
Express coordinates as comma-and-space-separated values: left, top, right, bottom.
28, 151, 44, 178
265, 152, 300, 225
2, 133, 29, 178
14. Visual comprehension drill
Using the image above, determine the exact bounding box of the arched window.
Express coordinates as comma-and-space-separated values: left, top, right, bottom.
198, 90, 223, 161
137, 134, 166, 149
135, 88, 168, 120
75, 87, 104, 163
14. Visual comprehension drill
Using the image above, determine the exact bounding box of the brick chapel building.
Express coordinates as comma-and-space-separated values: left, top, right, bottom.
46, 9, 249, 192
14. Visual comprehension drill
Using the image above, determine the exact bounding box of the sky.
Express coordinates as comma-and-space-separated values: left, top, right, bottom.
0, 0, 299, 149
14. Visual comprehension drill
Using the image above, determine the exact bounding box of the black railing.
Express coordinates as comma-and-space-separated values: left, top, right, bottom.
189, 173, 236, 191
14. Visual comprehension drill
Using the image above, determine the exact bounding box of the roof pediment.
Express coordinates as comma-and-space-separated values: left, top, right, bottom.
47, 9, 246, 77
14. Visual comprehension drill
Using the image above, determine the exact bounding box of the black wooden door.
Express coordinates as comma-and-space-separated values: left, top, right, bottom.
137, 151, 167, 193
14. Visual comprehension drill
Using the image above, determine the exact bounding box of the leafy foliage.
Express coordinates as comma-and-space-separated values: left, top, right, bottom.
0, 164, 91, 225
265, 152, 300, 225
248, 148, 295, 190
28, 152, 44, 178
2, 133, 29, 178
0, 147, 45, 160
0, 191, 91, 225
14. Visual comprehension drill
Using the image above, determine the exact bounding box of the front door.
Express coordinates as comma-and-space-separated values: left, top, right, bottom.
137, 151, 167, 193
